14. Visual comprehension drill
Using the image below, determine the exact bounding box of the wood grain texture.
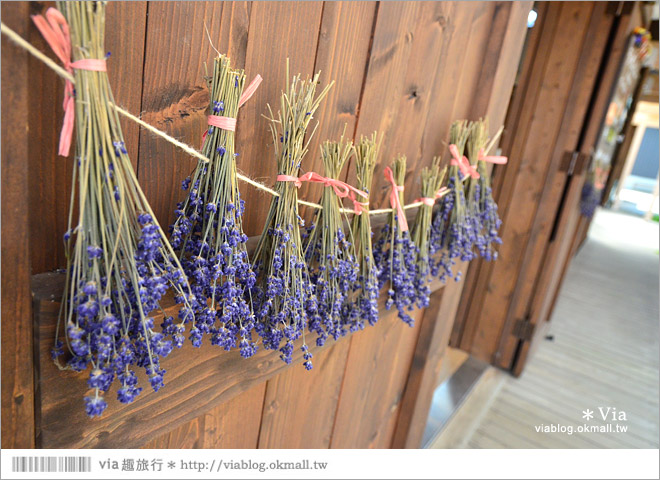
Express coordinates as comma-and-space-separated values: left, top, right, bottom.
452, 1, 537, 350
296, 1, 377, 214
1, 1, 35, 449
330, 308, 423, 448
235, 1, 325, 236
143, 383, 266, 448
391, 267, 468, 448
136, 1, 237, 229
500, 2, 635, 373
258, 341, 351, 448
496, 1, 614, 370
28, 1, 147, 273
463, 2, 597, 364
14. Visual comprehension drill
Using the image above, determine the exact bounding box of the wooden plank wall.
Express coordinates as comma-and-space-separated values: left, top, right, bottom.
4, 1, 530, 448
1, 1, 35, 449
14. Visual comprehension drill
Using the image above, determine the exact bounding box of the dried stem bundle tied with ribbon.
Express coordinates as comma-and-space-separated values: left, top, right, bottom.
349, 133, 381, 328
37, 1, 194, 418
411, 158, 447, 305
170, 55, 261, 357
465, 118, 507, 261
251, 64, 333, 367
373, 156, 421, 327
304, 135, 363, 346
431, 120, 474, 282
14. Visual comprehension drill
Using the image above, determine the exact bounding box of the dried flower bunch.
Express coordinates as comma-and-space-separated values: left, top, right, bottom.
373, 156, 421, 326
465, 119, 503, 261
170, 55, 257, 358
251, 65, 333, 367
349, 134, 381, 329
50, 1, 194, 417
430, 120, 475, 282
304, 136, 360, 347
411, 158, 446, 306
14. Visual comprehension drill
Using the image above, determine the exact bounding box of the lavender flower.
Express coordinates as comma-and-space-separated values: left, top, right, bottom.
373, 156, 419, 326
169, 55, 257, 357
430, 121, 476, 281
465, 119, 504, 261
52, 1, 194, 418
411, 158, 446, 307
349, 133, 381, 328
304, 137, 360, 344
251, 68, 333, 366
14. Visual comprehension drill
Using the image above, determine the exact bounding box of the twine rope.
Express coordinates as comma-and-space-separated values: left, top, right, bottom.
1, 21, 450, 216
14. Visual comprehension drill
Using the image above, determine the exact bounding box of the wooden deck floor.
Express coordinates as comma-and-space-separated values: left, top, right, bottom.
431, 209, 659, 448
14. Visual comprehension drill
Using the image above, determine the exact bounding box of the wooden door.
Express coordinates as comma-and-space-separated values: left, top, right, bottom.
450, 1, 640, 375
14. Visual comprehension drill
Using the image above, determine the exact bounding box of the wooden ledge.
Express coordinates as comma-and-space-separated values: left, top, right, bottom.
31, 264, 447, 448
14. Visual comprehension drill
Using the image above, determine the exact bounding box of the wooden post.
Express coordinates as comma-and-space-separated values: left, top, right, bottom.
1, 1, 35, 448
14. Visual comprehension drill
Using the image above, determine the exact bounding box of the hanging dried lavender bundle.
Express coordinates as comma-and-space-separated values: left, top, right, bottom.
44, 2, 194, 417
411, 158, 446, 307
349, 134, 381, 328
430, 121, 475, 282
170, 55, 257, 357
251, 66, 332, 367
303, 137, 360, 344
465, 119, 506, 261
373, 156, 420, 326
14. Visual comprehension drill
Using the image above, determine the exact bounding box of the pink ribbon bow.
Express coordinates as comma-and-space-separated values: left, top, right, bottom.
449, 144, 480, 179
477, 148, 508, 165
415, 186, 449, 206
203, 74, 263, 143
277, 172, 368, 214
383, 167, 408, 232
31, 8, 107, 157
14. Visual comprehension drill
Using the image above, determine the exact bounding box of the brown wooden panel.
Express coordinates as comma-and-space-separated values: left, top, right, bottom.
330, 308, 423, 448
512, 171, 587, 377
27, 1, 147, 273
495, 1, 614, 369
235, 1, 324, 236
349, 1, 421, 207
391, 268, 467, 448
297, 1, 377, 211
136, 1, 236, 229
1, 1, 35, 449
258, 341, 350, 448
144, 383, 266, 448
452, 1, 538, 349
464, 2, 597, 364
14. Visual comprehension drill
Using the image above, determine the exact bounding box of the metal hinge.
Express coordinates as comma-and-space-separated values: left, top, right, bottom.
559, 151, 590, 176
512, 316, 536, 342
605, 2, 634, 16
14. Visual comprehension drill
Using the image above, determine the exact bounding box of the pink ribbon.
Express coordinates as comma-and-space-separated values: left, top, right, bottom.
31, 8, 107, 157
383, 167, 408, 232
202, 74, 263, 143
449, 144, 479, 179
478, 148, 507, 165
348, 191, 369, 215
415, 186, 449, 206
277, 172, 368, 214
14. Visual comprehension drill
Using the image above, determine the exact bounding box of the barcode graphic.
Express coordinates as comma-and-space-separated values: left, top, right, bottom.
11, 456, 91, 473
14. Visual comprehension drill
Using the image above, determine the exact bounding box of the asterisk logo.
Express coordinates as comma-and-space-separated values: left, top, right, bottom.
582, 409, 594, 420
167, 461, 176, 469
